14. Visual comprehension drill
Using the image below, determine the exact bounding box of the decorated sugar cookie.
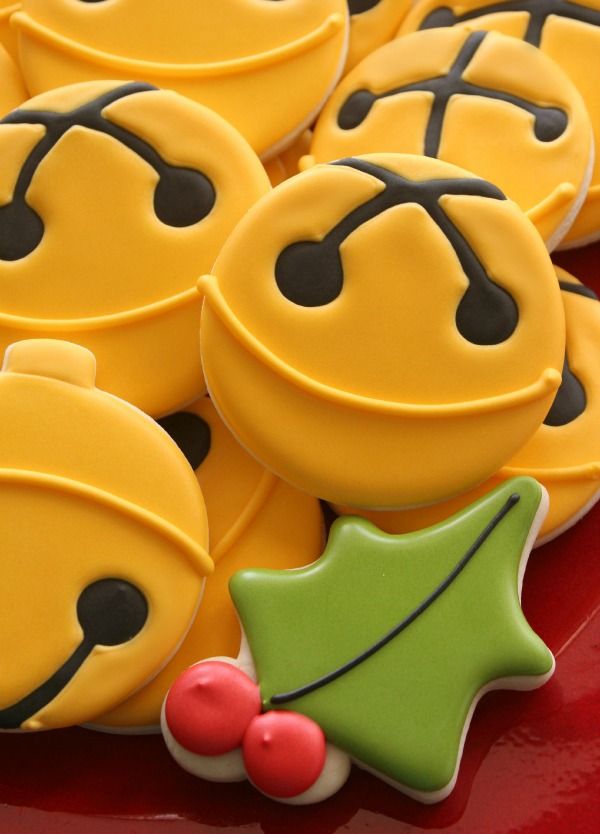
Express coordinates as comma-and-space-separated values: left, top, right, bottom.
345, 0, 412, 72
162, 479, 555, 804
13, 0, 349, 159
0, 1, 20, 60
0, 340, 211, 731
200, 153, 564, 509
333, 268, 600, 544
0, 81, 269, 418
264, 131, 312, 188
308, 28, 593, 250
95, 397, 323, 731
0, 42, 27, 117
400, 0, 600, 248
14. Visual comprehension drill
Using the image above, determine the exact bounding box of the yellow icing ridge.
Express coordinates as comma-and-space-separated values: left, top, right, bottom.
503, 461, 600, 483
0, 468, 213, 575
199, 275, 562, 417
12, 12, 345, 79
0, 3, 18, 21
0, 286, 199, 332
210, 469, 278, 564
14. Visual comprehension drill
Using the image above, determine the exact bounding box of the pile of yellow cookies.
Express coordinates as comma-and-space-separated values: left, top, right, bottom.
0, 0, 598, 808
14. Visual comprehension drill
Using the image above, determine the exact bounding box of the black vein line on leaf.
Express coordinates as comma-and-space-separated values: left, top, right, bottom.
338, 31, 568, 156
419, 0, 600, 48
270, 493, 520, 706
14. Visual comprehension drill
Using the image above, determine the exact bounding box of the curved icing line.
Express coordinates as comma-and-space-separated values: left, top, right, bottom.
0, 3, 19, 18
526, 182, 577, 223
0, 4, 19, 22
210, 470, 278, 564
271, 493, 521, 705
502, 461, 600, 482
0, 468, 213, 575
527, 134, 595, 251
199, 275, 561, 417
12, 13, 345, 78
0, 286, 199, 332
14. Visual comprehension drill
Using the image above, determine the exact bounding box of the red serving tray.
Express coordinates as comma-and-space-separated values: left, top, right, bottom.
0, 246, 598, 834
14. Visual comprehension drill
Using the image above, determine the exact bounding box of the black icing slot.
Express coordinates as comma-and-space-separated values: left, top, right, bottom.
157, 412, 212, 471
337, 31, 568, 156
0, 579, 148, 730
558, 280, 599, 300
544, 354, 586, 426
275, 157, 518, 345
0, 82, 216, 261
270, 493, 520, 705
419, 1, 600, 48
348, 0, 383, 14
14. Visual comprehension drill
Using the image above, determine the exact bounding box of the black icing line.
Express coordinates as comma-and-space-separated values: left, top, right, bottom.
338, 31, 568, 155
157, 412, 212, 472
543, 353, 587, 426
0, 82, 216, 260
270, 493, 521, 706
419, 1, 600, 48
0, 579, 148, 730
275, 157, 516, 345
348, 0, 383, 14
0, 639, 95, 730
558, 280, 599, 300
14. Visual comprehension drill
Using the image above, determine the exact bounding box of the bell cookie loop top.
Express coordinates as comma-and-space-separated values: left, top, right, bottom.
0, 339, 211, 731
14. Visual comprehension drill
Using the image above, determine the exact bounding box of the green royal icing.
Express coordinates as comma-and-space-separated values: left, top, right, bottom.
230, 477, 554, 796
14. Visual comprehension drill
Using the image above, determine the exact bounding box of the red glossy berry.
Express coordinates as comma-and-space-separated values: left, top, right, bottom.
242, 710, 326, 798
165, 661, 261, 756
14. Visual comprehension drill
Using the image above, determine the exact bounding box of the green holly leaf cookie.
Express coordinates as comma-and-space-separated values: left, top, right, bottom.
230, 477, 555, 802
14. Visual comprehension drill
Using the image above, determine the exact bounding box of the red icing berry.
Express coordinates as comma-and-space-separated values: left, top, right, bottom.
164, 661, 261, 756
242, 711, 327, 798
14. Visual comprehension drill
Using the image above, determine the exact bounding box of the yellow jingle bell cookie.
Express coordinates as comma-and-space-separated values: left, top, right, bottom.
345, 0, 413, 72
0, 1, 20, 60
0, 41, 27, 117
0, 81, 270, 418
0, 339, 211, 732
400, 0, 600, 248
13, 0, 350, 159
95, 396, 324, 731
200, 154, 565, 509
308, 28, 593, 250
333, 268, 600, 543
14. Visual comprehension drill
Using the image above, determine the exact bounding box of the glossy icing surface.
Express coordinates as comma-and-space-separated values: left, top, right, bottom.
13, 0, 350, 157
400, 0, 600, 247
333, 267, 600, 544
0, 242, 597, 831
0, 43, 26, 117
310, 28, 592, 249
0, 340, 210, 731
0, 81, 269, 416
231, 480, 553, 800
96, 397, 323, 730
201, 153, 564, 508
0, 0, 20, 59
345, 0, 412, 72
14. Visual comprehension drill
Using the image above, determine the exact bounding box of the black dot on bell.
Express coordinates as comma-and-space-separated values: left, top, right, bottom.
77, 579, 148, 647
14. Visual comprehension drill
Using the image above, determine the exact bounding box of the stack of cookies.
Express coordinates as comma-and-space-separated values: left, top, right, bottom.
0, 0, 597, 811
